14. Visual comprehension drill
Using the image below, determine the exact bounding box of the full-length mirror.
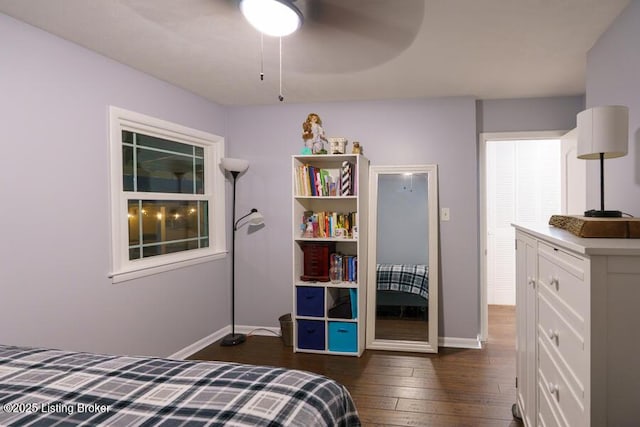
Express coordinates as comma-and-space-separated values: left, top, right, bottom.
366, 165, 439, 353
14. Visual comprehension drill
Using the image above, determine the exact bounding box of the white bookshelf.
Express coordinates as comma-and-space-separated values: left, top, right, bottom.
291, 154, 369, 356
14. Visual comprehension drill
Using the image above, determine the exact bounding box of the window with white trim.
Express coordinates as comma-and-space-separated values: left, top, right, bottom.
109, 107, 225, 283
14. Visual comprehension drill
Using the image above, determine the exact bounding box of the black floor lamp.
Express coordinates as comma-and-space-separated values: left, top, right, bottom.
220, 158, 264, 346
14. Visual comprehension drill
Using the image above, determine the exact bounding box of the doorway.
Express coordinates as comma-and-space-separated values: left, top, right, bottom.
479, 131, 565, 340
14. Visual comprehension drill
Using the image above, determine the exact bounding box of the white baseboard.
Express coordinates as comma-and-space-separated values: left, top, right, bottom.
168, 325, 282, 360
171, 327, 481, 359
438, 336, 482, 349
168, 326, 230, 360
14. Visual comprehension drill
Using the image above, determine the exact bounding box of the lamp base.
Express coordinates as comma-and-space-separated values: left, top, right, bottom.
584, 209, 622, 218
220, 333, 246, 346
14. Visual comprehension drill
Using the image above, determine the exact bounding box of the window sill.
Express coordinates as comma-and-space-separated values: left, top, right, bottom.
110, 252, 227, 284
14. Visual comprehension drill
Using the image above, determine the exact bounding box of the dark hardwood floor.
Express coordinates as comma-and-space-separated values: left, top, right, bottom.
189, 305, 523, 426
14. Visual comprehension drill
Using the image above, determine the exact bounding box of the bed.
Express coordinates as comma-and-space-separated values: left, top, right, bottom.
376, 264, 428, 315
0, 344, 360, 426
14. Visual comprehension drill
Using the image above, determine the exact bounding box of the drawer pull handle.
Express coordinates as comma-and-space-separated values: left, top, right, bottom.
527, 277, 536, 287
548, 276, 559, 288
548, 382, 559, 395
548, 329, 559, 342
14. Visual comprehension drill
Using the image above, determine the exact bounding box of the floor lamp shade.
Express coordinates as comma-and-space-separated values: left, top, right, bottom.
576, 105, 629, 217
221, 158, 249, 174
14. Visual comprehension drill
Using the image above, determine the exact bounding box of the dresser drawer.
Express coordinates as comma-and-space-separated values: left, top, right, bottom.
538, 243, 587, 321
538, 376, 565, 427
538, 292, 586, 396
538, 339, 586, 427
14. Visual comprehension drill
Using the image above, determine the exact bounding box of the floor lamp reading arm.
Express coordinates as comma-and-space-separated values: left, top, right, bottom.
234, 208, 260, 230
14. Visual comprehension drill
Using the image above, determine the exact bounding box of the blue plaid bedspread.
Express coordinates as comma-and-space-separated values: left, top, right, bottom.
376, 264, 429, 300
0, 344, 360, 426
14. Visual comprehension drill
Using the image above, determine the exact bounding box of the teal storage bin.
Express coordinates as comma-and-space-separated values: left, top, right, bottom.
349, 289, 357, 319
328, 321, 357, 352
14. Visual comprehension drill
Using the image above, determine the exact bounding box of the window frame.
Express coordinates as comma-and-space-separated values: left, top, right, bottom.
109, 106, 226, 283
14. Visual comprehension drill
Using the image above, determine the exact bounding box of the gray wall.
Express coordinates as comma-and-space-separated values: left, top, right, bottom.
0, 14, 231, 357
225, 98, 480, 340
477, 96, 584, 133
585, 0, 640, 216
226, 96, 583, 341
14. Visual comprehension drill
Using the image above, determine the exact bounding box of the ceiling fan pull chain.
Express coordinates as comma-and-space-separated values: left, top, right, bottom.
260, 33, 264, 81
278, 37, 284, 102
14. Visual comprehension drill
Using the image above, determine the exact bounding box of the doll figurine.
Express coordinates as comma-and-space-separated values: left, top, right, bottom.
302, 113, 327, 154
352, 141, 362, 154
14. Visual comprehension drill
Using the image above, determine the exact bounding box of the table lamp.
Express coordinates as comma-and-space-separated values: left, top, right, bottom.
577, 105, 629, 218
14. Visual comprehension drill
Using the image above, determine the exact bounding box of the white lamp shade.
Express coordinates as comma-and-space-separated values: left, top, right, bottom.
221, 158, 249, 173
577, 105, 629, 160
247, 211, 264, 225
240, 0, 302, 37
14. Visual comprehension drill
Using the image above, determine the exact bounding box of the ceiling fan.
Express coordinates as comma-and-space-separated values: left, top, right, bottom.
237, 0, 425, 101
119, 0, 424, 101
125, 0, 424, 74
243, 0, 425, 73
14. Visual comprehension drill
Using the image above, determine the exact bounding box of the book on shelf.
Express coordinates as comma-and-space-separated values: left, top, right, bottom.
294, 164, 352, 197
330, 253, 358, 283
299, 211, 358, 239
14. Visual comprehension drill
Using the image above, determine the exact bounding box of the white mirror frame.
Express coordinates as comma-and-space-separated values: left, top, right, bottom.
366, 164, 439, 353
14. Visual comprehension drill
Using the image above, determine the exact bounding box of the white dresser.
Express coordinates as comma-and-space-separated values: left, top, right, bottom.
513, 224, 640, 427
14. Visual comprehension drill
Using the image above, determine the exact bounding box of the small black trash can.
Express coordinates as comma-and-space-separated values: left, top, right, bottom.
279, 313, 293, 347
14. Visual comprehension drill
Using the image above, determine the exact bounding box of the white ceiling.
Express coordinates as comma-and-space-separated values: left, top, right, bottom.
0, 0, 630, 106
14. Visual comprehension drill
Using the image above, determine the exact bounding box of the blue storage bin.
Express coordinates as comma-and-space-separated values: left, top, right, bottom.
297, 320, 325, 350
328, 321, 357, 353
296, 287, 324, 317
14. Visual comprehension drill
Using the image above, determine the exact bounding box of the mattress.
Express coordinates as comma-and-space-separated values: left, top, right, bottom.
0, 344, 360, 426
376, 264, 428, 300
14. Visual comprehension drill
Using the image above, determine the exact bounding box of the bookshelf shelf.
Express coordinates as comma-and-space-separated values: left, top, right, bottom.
294, 281, 358, 289
292, 154, 368, 357
294, 237, 357, 243
294, 196, 358, 200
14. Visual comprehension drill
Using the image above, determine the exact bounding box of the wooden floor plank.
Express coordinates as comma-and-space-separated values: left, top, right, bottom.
395, 398, 515, 421
188, 305, 523, 426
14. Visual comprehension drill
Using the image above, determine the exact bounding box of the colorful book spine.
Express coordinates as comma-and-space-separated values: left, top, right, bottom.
303, 165, 311, 196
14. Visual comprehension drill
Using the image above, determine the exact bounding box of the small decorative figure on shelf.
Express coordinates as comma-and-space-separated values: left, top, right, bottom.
302, 113, 327, 154
328, 137, 348, 154
352, 141, 362, 154
303, 218, 314, 238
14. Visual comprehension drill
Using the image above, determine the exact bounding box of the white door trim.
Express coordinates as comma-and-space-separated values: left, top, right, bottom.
479, 130, 567, 342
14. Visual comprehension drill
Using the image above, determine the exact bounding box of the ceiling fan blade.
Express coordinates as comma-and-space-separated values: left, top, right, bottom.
287, 0, 424, 73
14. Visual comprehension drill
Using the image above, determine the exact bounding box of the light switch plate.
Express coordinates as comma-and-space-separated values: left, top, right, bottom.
441, 208, 450, 221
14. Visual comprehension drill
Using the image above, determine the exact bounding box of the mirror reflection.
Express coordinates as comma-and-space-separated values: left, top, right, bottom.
375, 173, 429, 341
367, 164, 438, 353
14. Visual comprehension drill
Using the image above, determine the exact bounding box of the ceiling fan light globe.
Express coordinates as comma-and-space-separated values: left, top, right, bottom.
240, 0, 302, 37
